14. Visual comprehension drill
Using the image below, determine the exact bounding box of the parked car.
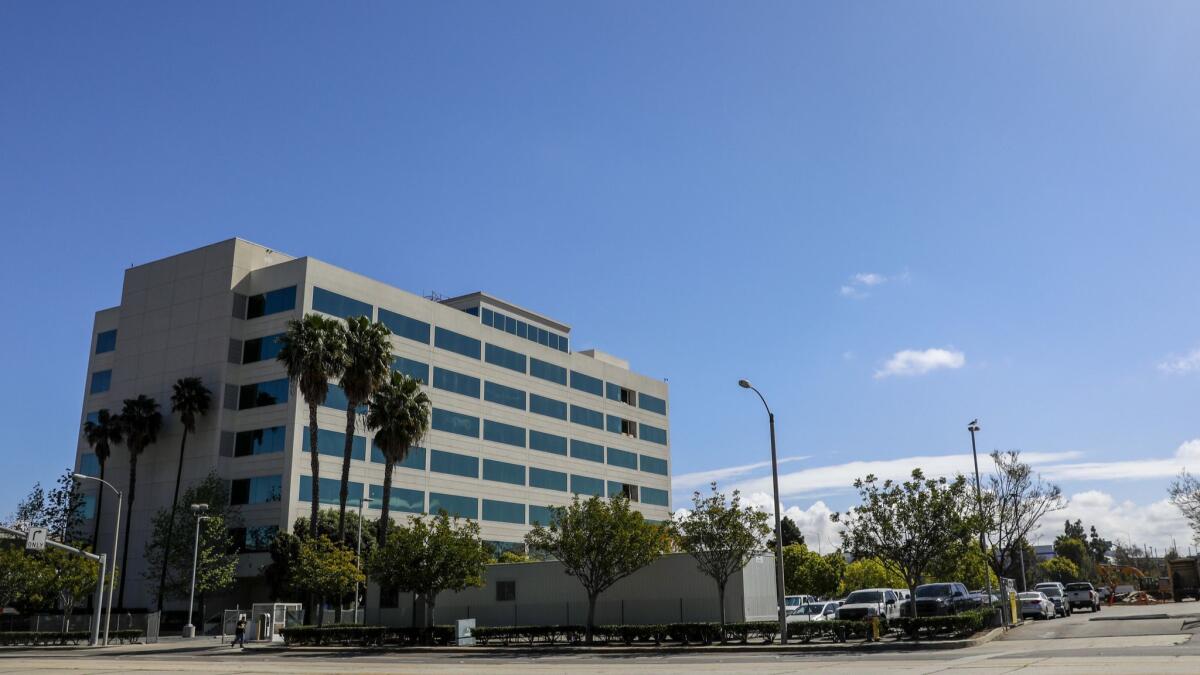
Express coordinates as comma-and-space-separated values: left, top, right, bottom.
970, 589, 1001, 605
1065, 582, 1101, 612
1017, 591, 1056, 620
836, 588, 902, 621
784, 594, 817, 612
788, 601, 840, 623
1033, 582, 1071, 617
905, 582, 975, 616
892, 588, 911, 604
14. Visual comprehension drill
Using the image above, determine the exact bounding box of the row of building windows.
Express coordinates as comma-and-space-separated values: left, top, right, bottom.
480, 307, 569, 353
312, 287, 373, 320
239, 379, 289, 409
243, 286, 297, 320
95, 330, 117, 354
227, 525, 279, 553
242, 334, 283, 363
230, 475, 282, 505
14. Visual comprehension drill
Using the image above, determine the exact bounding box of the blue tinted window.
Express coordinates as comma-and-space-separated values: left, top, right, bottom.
312, 287, 373, 320
434, 367, 481, 398
242, 333, 284, 363
322, 384, 367, 413
571, 474, 605, 497
302, 426, 366, 461
235, 426, 286, 456
95, 330, 117, 354
607, 447, 638, 470
485, 344, 526, 373
608, 481, 639, 501
246, 286, 297, 319
529, 468, 568, 492
79, 493, 96, 520
430, 449, 479, 478
239, 378, 288, 409
90, 370, 112, 394
528, 505, 556, 526
79, 454, 101, 477
640, 455, 669, 476
570, 371, 604, 396
235, 525, 279, 553
570, 439, 604, 463
392, 356, 429, 384
483, 420, 526, 447
639, 393, 667, 415
368, 484, 424, 513
529, 430, 568, 456
484, 381, 525, 410
606, 415, 621, 434
530, 358, 567, 385
85, 411, 99, 426
232, 475, 283, 505
482, 499, 525, 524
378, 308, 431, 344
370, 443, 426, 471
483, 459, 525, 486
529, 394, 567, 420
299, 475, 362, 506
434, 327, 481, 359
642, 487, 669, 507
431, 409, 480, 438
605, 382, 621, 402
570, 404, 604, 429
429, 492, 478, 519
640, 424, 668, 445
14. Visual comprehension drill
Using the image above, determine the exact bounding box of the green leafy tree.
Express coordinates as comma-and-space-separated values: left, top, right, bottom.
8, 470, 87, 544
526, 496, 669, 642
980, 450, 1064, 582
82, 408, 123, 547
1088, 526, 1113, 565
40, 548, 100, 632
930, 540, 1000, 590
1169, 471, 1200, 547
0, 545, 37, 610
673, 484, 771, 634
262, 510, 379, 605
294, 536, 364, 627
839, 558, 907, 595
833, 469, 975, 617
336, 317, 392, 545
496, 550, 532, 564
278, 313, 347, 538
1038, 556, 1080, 583
783, 543, 840, 598
142, 473, 238, 622
370, 511, 489, 632
156, 376, 212, 610
117, 394, 163, 608
1064, 519, 1086, 540
365, 371, 430, 546
767, 516, 805, 549
1053, 536, 1091, 578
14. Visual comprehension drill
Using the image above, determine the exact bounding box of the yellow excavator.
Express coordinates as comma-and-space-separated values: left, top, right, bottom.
1097, 564, 1170, 602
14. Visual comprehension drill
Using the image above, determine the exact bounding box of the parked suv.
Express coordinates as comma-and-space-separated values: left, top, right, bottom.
1064, 582, 1100, 613
1033, 582, 1071, 617
908, 582, 975, 616
836, 588, 902, 622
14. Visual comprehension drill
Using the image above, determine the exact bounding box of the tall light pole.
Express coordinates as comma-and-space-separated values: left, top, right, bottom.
738, 379, 788, 644
967, 420, 995, 616
354, 496, 373, 625
74, 473, 122, 646
183, 503, 210, 639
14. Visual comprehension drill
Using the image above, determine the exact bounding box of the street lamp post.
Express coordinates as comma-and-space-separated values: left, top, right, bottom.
967, 420, 996, 619
73, 473, 122, 647
354, 496, 373, 625
183, 503, 210, 639
738, 379, 788, 644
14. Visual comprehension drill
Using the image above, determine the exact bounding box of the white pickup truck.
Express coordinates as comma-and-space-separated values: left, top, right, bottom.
1065, 582, 1101, 612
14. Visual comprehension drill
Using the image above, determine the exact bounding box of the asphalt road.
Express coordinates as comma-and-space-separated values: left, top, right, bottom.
3, 602, 1198, 674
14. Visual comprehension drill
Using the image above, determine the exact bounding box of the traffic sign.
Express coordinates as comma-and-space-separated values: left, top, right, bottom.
25, 527, 47, 551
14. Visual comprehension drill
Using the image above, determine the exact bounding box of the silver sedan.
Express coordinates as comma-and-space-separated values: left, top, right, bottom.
1018, 591, 1056, 620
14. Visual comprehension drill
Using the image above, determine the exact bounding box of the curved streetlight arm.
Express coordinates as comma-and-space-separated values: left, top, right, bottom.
73, 473, 122, 498
743, 384, 773, 418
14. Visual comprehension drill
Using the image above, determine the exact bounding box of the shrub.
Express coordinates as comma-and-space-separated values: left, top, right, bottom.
279, 624, 454, 646
0, 630, 141, 646
892, 609, 988, 639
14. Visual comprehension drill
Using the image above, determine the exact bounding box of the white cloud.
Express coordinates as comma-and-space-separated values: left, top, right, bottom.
854, 273, 887, 287
840, 285, 867, 299
875, 348, 965, 378
1158, 348, 1200, 375
1032, 490, 1194, 553
672, 456, 809, 494
1037, 439, 1200, 482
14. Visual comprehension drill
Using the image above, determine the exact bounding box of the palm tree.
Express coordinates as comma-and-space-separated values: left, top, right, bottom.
82, 409, 123, 549
117, 394, 163, 608
366, 371, 430, 547
336, 317, 393, 542
155, 377, 212, 610
277, 314, 346, 539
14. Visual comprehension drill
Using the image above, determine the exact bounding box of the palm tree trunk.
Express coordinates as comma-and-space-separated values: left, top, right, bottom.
91, 462, 106, 549
337, 404, 356, 544
157, 429, 189, 610
378, 461, 394, 546
308, 404, 321, 539
118, 453, 139, 609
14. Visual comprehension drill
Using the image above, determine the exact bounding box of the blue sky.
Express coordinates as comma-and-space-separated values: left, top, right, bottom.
3, 2, 1199, 551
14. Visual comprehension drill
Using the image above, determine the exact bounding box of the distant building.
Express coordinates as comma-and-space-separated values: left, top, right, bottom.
1033, 544, 1056, 561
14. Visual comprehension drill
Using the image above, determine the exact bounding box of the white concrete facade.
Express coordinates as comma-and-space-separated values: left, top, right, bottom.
75, 238, 671, 610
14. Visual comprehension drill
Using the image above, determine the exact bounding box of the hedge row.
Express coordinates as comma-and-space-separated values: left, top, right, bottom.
892, 609, 989, 639
788, 619, 885, 643
278, 624, 455, 646
470, 622, 781, 646
0, 629, 143, 646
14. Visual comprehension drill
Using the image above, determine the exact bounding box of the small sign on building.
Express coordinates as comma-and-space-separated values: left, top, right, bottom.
25, 527, 48, 551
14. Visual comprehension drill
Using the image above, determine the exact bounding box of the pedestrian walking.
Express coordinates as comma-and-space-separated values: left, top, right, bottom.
233, 615, 247, 648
